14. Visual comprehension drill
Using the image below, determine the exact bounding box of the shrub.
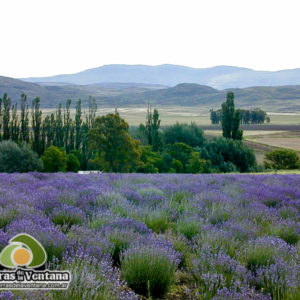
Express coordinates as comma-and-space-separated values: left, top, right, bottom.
257, 259, 299, 300
163, 122, 205, 147
272, 226, 300, 245
52, 250, 138, 300
200, 137, 256, 172
144, 211, 170, 233
167, 142, 194, 172
121, 247, 176, 298
0, 141, 43, 172
209, 208, 230, 225
42, 146, 67, 172
264, 148, 300, 170
105, 229, 137, 265
176, 219, 201, 240
245, 245, 275, 273
0, 208, 17, 230
52, 205, 86, 228
67, 153, 80, 172
192, 249, 248, 298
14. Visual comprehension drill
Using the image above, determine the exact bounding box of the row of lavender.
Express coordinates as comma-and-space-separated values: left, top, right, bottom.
0, 173, 299, 299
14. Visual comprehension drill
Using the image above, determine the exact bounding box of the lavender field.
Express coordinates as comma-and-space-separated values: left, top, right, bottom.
0, 173, 300, 299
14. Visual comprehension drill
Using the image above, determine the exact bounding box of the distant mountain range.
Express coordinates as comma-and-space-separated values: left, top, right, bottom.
2, 75, 300, 112
22, 64, 300, 89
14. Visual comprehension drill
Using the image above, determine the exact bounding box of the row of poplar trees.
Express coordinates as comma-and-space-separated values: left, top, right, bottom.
0, 93, 97, 168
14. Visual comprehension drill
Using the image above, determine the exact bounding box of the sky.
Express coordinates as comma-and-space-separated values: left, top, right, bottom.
1, 0, 300, 78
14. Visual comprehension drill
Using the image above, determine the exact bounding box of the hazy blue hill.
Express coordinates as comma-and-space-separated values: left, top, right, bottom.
0, 76, 167, 107
22, 64, 300, 89
2, 76, 300, 111
21, 64, 252, 88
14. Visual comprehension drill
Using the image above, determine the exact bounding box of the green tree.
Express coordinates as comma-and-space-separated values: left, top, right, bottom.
166, 142, 193, 172
264, 149, 300, 170
63, 99, 72, 152
0, 141, 43, 172
2, 93, 11, 140
86, 96, 97, 128
67, 153, 80, 172
200, 137, 256, 172
31, 97, 43, 155
75, 99, 82, 151
138, 145, 162, 173
10, 103, 20, 142
139, 104, 161, 151
186, 152, 211, 174
163, 122, 205, 147
54, 103, 64, 147
20, 93, 30, 143
222, 92, 243, 140
89, 113, 141, 172
42, 146, 67, 172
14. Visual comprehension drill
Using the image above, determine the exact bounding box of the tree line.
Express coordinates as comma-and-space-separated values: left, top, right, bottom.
0, 93, 98, 170
2, 91, 292, 174
210, 107, 270, 124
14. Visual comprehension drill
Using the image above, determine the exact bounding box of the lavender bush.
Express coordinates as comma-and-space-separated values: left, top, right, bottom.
0, 173, 299, 299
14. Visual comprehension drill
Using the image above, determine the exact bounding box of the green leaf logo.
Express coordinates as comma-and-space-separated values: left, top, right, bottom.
0, 233, 47, 269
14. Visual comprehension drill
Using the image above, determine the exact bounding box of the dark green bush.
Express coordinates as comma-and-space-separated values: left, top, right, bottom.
199, 137, 256, 172
67, 153, 80, 172
163, 122, 205, 147
42, 146, 67, 172
264, 148, 300, 170
121, 247, 175, 298
0, 141, 43, 172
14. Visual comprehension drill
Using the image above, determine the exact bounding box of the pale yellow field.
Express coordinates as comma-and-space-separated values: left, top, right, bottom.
250, 137, 300, 151
41, 107, 300, 126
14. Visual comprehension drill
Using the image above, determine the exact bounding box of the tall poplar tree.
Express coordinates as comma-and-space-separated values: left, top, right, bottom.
55, 103, 64, 147
221, 92, 243, 140
3, 93, 11, 140
75, 99, 82, 151
63, 99, 72, 151
10, 103, 20, 142
31, 97, 43, 155
20, 93, 30, 143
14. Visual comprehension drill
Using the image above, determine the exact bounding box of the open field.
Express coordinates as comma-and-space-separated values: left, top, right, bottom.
40, 107, 300, 126
0, 173, 299, 299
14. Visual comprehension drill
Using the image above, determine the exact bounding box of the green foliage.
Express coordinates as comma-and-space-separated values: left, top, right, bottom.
0, 141, 43, 172
163, 122, 205, 147
264, 148, 300, 170
170, 159, 184, 173
0, 208, 16, 231
31, 97, 43, 155
272, 226, 300, 245
221, 92, 243, 140
200, 137, 256, 172
121, 247, 175, 298
52, 257, 115, 300
138, 105, 162, 151
89, 113, 141, 172
186, 152, 211, 173
245, 245, 275, 273
167, 142, 193, 172
67, 153, 80, 172
144, 211, 170, 233
42, 146, 67, 172
52, 211, 84, 228
138, 146, 162, 173
176, 219, 201, 240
